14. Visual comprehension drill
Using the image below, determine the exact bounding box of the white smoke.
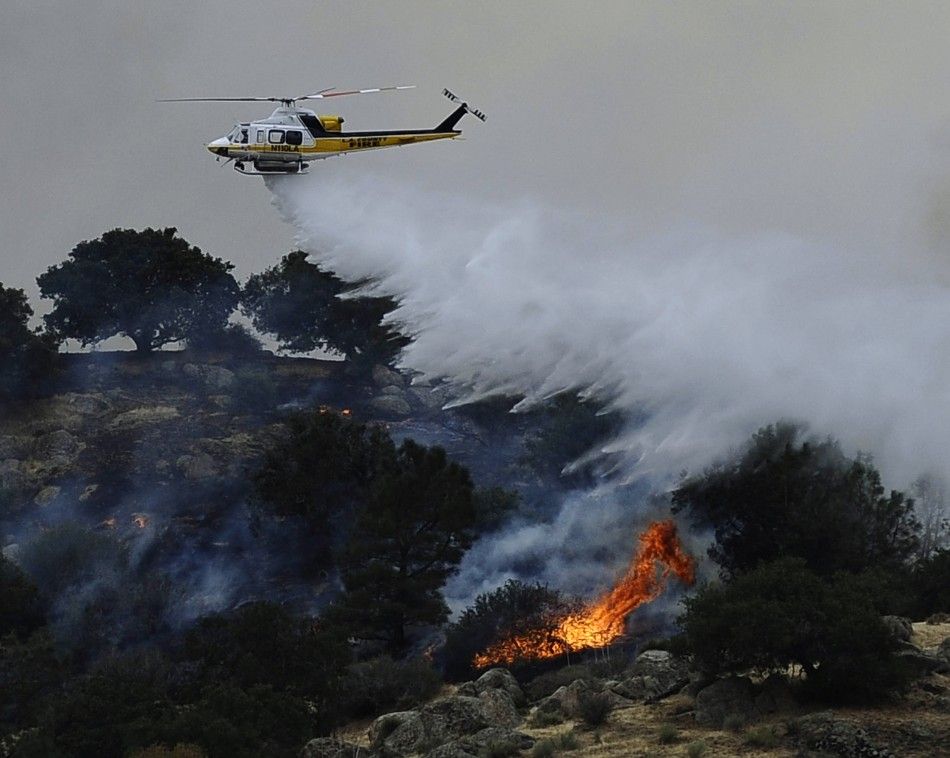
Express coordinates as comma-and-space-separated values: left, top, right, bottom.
265, 163, 950, 608
268, 168, 950, 488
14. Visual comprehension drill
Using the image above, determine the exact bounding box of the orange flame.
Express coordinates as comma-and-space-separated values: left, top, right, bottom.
131, 513, 150, 529
472, 520, 695, 668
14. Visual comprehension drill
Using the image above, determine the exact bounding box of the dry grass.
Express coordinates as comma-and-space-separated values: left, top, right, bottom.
912, 621, 950, 650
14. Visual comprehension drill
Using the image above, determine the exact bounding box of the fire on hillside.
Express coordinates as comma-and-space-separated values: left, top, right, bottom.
473, 520, 696, 668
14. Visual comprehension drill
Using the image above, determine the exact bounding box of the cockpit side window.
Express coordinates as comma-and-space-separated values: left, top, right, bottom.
285, 130, 303, 146
268, 129, 285, 144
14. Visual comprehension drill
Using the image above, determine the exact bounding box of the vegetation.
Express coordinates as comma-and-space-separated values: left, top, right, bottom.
0, 283, 58, 403
38, 227, 239, 353
576, 691, 612, 727
672, 423, 920, 578
337, 656, 442, 719
443, 580, 579, 681
681, 557, 910, 703
242, 250, 407, 368
657, 723, 679, 744
330, 440, 481, 651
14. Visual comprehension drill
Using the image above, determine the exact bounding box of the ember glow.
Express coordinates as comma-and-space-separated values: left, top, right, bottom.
131, 513, 150, 529
473, 520, 696, 668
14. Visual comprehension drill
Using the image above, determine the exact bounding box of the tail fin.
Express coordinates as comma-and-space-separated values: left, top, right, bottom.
435, 88, 486, 131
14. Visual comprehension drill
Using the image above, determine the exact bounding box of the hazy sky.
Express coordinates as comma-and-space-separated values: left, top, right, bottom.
7, 2, 950, 301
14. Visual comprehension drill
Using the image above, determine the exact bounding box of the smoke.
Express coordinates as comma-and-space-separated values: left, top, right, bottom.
267, 156, 950, 607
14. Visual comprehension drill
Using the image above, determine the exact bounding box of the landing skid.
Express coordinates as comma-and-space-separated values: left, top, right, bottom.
233, 161, 309, 176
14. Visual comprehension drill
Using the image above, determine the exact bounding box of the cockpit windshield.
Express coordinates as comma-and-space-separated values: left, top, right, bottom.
227, 125, 241, 142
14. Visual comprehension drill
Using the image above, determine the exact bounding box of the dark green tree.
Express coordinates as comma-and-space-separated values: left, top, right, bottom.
680, 558, 910, 704
0, 284, 58, 402
671, 423, 920, 578
0, 554, 45, 640
38, 228, 239, 353
254, 412, 396, 563
242, 251, 408, 368
442, 579, 579, 681
329, 441, 479, 652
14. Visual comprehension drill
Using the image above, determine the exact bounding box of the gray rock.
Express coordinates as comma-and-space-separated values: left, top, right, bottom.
419, 695, 491, 743
34, 429, 85, 464
477, 688, 520, 729
1, 543, 20, 563
614, 649, 691, 702
370, 395, 412, 417
408, 385, 450, 411
423, 746, 476, 758
0, 460, 28, 491
474, 668, 525, 706
455, 681, 478, 698
456, 727, 534, 754
78, 484, 99, 502
881, 615, 914, 643
176, 453, 218, 480
0, 436, 31, 460
33, 485, 61, 507
369, 710, 427, 756
373, 364, 405, 388
183, 363, 235, 390
299, 736, 361, 758
793, 711, 895, 758
379, 385, 408, 397
536, 679, 591, 719
896, 648, 950, 676
694, 675, 756, 727
938, 636, 950, 663
109, 406, 180, 429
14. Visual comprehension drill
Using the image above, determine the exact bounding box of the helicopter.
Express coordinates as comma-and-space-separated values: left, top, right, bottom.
160, 86, 485, 175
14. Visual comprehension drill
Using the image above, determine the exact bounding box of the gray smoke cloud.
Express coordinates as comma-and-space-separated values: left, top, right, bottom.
265, 157, 950, 608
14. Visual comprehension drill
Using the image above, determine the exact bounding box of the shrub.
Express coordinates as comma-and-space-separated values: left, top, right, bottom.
686, 740, 707, 758
228, 366, 278, 412
530, 741, 555, 758
130, 744, 206, 758
444, 580, 580, 681
0, 553, 45, 639
744, 725, 780, 748
657, 723, 678, 744
722, 713, 746, 733
479, 736, 522, 758
576, 691, 612, 727
188, 323, 261, 355
671, 423, 920, 579
338, 656, 442, 719
681, 557, 910, 704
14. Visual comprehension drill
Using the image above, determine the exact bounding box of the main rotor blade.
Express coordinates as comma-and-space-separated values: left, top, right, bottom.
157, 97, 290, 102
297, 85, 415, 100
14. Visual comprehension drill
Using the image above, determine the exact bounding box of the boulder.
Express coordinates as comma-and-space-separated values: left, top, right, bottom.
613, 649, 691, 701
882, 615, 914, 643
939, 636, 950, 662
0, 460, 28, 491
454, 681, 478, 698
408, 385, 450, 411
183, 363, 235, 391
536, 679, 591, 719
419, 696, 491, 745
477, 688, 520, 729
370, 395, 412, 417
34, 429, 85, 466
455, 727, 534, 755
33, 485, 61, 507
423, 746, 476, 758
896, 648, 950, 676
793, 711, 895, 758
78, 484, 99, 502
0, 436, 32, 460
373, 364, 405, 388
369, 710, 427, 756
926, 612, 950, 625
474, 668, 525, 705
694, 675, 757, 728
109, 406, 180, 430
176, 453, 219, 480
299, 737, 361, 758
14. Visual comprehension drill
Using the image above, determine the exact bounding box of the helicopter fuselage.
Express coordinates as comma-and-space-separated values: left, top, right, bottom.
207, 106, 460, 174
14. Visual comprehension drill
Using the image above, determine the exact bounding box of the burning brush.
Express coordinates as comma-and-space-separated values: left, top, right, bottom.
473, 520, 695, 668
